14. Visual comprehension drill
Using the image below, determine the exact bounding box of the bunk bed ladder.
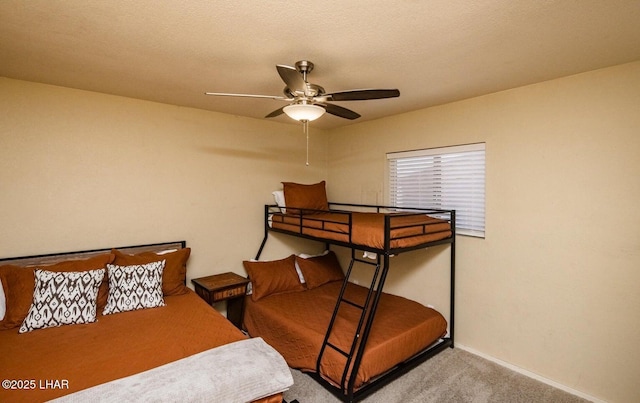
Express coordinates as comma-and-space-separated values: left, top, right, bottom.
316, 249, 390, 400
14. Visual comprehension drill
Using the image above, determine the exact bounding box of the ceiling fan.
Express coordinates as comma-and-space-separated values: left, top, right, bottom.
205, 60, 400, 122
205, 60, 400, 164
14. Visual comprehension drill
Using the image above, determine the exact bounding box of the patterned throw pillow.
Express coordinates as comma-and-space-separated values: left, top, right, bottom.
19, 268, 106, 333
102, 260, 165, 315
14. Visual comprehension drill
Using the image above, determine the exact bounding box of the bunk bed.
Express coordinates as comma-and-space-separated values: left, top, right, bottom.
246, 182, 456, 402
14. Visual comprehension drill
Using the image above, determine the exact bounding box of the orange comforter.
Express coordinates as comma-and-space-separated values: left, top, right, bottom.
0, 290, 247, 402
243, 281, 447, 391
271, 211, 452, 250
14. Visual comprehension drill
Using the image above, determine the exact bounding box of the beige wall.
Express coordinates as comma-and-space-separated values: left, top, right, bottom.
327, 61, 640, 403
0, 77, 328, 280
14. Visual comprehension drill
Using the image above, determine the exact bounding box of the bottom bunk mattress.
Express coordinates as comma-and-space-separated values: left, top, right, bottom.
243, 280, 448, 391
0, 289, 289, 402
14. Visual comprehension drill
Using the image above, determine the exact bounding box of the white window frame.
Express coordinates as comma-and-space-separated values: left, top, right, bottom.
387, 143, 485, 238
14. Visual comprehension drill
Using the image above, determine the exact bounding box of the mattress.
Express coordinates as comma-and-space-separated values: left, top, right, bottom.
0, 290, 252, 402
270, 211, 452, 251
243, 280, 448, 391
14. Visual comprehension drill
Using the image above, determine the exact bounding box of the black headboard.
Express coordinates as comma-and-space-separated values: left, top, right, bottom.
0, 241, 187, 267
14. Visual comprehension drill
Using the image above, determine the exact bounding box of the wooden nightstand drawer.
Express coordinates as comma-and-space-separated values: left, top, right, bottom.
213, 286, 246, 301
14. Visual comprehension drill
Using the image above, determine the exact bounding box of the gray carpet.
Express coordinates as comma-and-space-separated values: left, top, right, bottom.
283, 348, 590, 403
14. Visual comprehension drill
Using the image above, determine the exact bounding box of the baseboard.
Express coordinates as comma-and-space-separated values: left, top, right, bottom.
455, 343, 606, 403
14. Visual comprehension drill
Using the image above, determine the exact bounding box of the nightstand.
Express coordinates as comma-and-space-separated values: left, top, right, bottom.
191, 272, 250, 328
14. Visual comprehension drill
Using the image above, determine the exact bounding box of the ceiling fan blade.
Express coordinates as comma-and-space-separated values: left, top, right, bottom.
205, 92, 289, 100
322, 103, 361, 120
276, 65, 307, 95
322, 89, 400, 101
265, 107, 285, 118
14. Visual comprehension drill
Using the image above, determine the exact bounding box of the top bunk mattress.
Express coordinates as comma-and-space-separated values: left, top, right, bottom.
270, 208, 453, 252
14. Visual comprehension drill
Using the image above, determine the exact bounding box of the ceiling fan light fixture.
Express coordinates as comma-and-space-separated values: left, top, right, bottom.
283, 103, 325, 121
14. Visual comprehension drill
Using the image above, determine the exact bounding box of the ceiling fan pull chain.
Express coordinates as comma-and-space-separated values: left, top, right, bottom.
304, 120, 310, 166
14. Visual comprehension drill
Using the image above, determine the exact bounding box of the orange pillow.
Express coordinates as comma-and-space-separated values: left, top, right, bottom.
0, 253, 114, 330
0, 265, 34, 330
282, 181, 329, 214
243, 255, 304, 301
295, 251, 345, 289
111, 248, 190, 296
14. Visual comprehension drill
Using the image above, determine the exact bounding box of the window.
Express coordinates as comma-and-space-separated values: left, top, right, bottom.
387, 143, 485, 237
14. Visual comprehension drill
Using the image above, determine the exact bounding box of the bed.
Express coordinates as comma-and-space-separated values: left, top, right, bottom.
249, 180, 456, 402
243, 260, 448, 388
262, 181, 453, 256
0, 241, 292, 403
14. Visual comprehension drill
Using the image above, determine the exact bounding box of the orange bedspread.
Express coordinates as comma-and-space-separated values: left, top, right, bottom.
0, 290, 247, 402
243, 281, 447, 391
271, 211, 452, 250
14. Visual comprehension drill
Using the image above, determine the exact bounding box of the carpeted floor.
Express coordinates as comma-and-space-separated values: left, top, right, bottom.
283, 348, 590, 403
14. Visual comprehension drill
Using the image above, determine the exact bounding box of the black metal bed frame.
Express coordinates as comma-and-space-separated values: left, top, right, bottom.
255, 203, 456, 403
0, 241, 187, 266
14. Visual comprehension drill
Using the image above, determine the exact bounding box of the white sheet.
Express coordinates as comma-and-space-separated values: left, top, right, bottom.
50, 337, 293, 403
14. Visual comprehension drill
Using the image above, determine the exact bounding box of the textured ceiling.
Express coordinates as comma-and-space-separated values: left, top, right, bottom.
2, 1, 640, 129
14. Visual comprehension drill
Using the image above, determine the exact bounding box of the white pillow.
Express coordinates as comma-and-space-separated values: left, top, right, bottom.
272, 190, 286, 213
103, 260, 165, 315
298, 250, 330, 259
0, 278, 6, 321
19, 268, 106, 333
362, 251, 378, 260
156, 248, 177, 255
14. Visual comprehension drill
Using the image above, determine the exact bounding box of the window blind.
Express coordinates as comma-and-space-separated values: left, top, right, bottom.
387, 143, 485, 237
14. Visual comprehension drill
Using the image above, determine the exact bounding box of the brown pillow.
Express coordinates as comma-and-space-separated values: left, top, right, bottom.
296, 251, 345, 289
282, 181, 329, 214
0, 265, 34, 330
111, 248, 190, 296
0, 253, 114, 330
243, 255, 304, 301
